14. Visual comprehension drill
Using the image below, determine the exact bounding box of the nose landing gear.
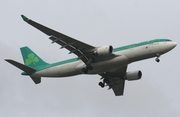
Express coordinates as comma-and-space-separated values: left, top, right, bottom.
155, 53, 161, 62
155, 58, 160, 62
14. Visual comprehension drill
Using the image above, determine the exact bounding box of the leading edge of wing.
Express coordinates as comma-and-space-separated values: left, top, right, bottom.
21, 15, 66, 37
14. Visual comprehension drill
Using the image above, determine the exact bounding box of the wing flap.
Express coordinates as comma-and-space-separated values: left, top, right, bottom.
49, 35, 88, 63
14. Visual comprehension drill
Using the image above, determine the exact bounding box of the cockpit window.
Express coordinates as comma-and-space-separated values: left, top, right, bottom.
154, 39, 171, 42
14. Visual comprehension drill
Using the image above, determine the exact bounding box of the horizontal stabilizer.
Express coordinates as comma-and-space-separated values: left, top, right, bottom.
30, 76, 41, 84
5, 59, 36, 73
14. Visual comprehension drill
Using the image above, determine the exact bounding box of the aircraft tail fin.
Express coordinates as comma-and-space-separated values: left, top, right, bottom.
20, 46, 49, 68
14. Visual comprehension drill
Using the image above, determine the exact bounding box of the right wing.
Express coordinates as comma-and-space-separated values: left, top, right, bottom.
108, 78, 125, 96
21, 15, 96, 64
100, 66, 127, 96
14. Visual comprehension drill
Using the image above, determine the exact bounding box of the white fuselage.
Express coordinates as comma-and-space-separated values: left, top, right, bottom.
32, 41, 176, 78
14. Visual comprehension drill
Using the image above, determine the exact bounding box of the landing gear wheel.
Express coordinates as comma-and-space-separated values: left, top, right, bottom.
88, 65, 93, 70
155, 58, 160, 62
155, 53, 161, 62
99, 82, 105, 88
82, 68, 88, 74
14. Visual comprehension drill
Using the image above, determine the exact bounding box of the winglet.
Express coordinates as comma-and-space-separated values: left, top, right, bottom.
21, 15, 29, 21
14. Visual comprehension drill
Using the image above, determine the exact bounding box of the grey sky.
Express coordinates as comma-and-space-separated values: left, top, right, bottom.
1, 0, 180, 117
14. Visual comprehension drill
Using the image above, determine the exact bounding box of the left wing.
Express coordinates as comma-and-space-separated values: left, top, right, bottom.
21, 15, 96, 64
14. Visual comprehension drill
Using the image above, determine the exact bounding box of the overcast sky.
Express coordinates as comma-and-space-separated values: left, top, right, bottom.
1, 0, 180, 117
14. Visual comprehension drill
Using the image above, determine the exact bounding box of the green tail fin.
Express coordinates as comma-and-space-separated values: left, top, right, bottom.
20, 46, 49, 68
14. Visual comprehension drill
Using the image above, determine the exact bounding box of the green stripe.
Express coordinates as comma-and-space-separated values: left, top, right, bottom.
51, 58, 78, 66
32, 58, 78, 71
114, 39, 171, 52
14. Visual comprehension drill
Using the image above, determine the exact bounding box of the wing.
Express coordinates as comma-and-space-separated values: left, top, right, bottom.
21, 15, 96, 64
100, 66, 127, 96
108, 78, 125, 96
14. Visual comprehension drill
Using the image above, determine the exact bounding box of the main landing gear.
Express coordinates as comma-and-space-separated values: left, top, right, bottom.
155, 53, 161, 62
98, 74, 111, 88
81, 58, 94, 74
81, 64, 93, 74
99, 82, 105, 88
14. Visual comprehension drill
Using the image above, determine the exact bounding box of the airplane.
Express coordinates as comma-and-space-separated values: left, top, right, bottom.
5, 15, 177, 96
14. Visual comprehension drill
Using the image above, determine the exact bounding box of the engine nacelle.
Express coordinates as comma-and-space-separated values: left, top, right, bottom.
125, 70, 142, 81
94, 45, 113, 56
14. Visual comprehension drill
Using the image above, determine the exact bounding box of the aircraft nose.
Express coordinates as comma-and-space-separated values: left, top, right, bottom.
167, 41, 177, 51
171, 41, 177, 48
161, 41, 177, 53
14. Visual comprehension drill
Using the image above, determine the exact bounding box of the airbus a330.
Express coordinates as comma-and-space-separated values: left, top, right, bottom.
5, 15, 177, 96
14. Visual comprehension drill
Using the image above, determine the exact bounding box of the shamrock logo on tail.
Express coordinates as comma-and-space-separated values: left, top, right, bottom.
25, 53, 39, 65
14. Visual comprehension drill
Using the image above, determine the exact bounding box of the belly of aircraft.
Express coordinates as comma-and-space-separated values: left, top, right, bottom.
87, 55, 129, 74
32, 55, 129, 77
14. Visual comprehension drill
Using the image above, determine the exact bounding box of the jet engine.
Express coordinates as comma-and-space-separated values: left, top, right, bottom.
94, 45, 113, 56
125, 70, 142, 81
